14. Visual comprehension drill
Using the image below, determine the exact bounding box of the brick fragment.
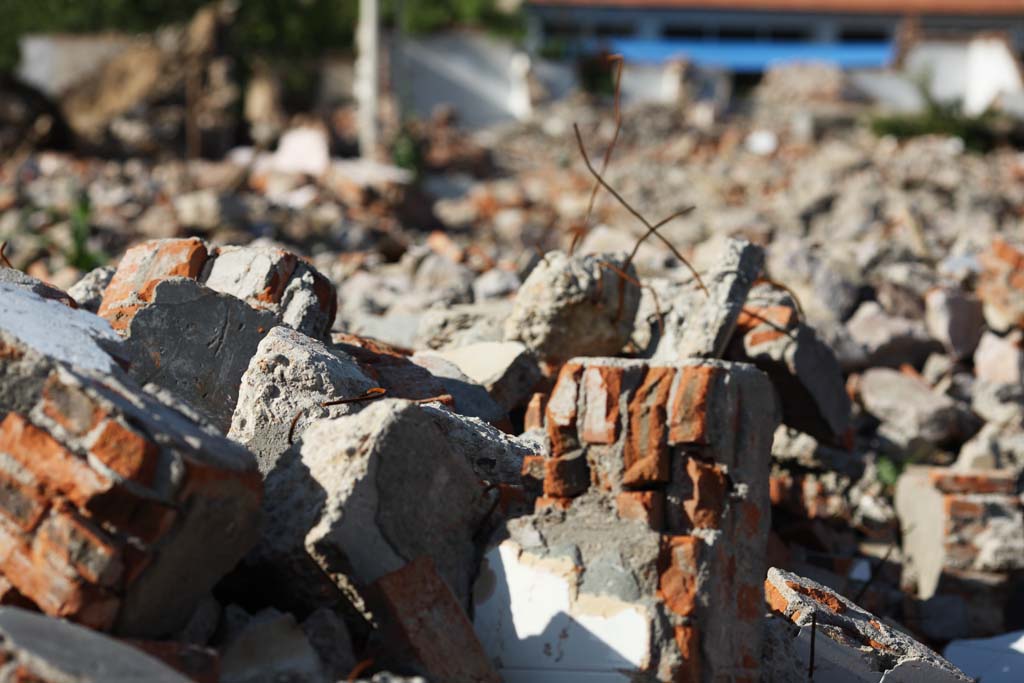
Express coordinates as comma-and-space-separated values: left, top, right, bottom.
373, 556, 500, 683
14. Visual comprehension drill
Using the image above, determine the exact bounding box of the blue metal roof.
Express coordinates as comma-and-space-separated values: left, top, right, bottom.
594, 39, 895, 71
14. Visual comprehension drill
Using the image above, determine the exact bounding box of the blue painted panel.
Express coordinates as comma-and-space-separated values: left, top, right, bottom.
590, 39, 894, 71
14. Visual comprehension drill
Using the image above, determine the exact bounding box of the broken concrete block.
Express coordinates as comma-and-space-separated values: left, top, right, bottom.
764, 568, 969, 682
409, 353, 509, 427
95, 238, 339, 430
419, 404, 536, 485
220, 608, 326, 683
0, 286, 262, 636
658, 237, 764, 359
925, 286, 985, 360
249, 400, 490, 615
473, 267, 521, 301
422, 341, 541, 413
204, 244, 337, 340
332, 333, 454, 405
728, 288, 851, 443
859, 368, 966, 448
0, 266, 78, 308
476, 356, 780, 681
845, 301, 941, 369
110, 277, 277, 432
67, 264, 116, 313
373, 556, 499, 683
414, 301, 509, 351
504, 251, 640, 362
977, 237, 1024, 332
0, 282, 128, 413
0, 606, 194, 682
897, 466, 1024, 638
99, 238, 337, 339
230, 326, 377, 472
974, 330, 1024, 385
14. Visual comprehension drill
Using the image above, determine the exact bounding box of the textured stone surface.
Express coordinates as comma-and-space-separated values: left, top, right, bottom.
504, 251, 641, 362
424, 341, 541, 413
247, 400, 490, 615
658, 237, 764, 360
112, 278, 277, 433
859, 368, 967, 448
67, 265, 116, 314
414, 302, 509, 351
730, 285, 851, 443
230, 326, 376, 472
763, 568, 969, 683
0, 606, 193, 682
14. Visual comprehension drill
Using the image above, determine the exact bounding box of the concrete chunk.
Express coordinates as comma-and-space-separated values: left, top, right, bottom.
859, 368, 966, 448
845, 302, 940, 369
114, 278, 277, 433
230, 326, 376, 472
764, 567, 969, 683
925, 286, 985, 360
730, 288, 851, 442
0, 606, 193, 682
250, 400, 490, 614
67, 264, 116, 313
504, 251, 640, 362
661, 237, 764, 359
422, 341, 541, 413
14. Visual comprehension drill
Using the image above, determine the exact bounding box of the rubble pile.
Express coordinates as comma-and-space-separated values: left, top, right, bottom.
6, 33, 1024, 679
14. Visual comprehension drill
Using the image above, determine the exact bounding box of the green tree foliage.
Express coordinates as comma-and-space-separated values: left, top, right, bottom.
0, 0, 519, 74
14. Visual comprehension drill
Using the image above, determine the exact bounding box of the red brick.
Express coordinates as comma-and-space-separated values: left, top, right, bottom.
0, 514, 119, 629
543, 453, 589, 498
659, 535, 700, 617
546, 362, 582, 456
32, 506, 123, 588
736, 304, 797, 336
622, 367, 673, 487
682, 460, 728, 530
89, 419, 159, 485
929, 469, 1017, 495
580, 365, 623, 444
524, 392, 547, 432
615, 491, 665, 530
98, 238, 209, 320
372, 556, 500, 683
669, 366, 721, 445
785, 579, 846, 614
0, 415, 112, 509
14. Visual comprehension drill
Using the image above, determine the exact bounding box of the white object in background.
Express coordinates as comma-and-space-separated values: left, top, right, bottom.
355, 0, 379, 159
473, 541, 653, 682
945, 630, 1024, 683
509, 52, 533, 121
964, 36, 1024, 117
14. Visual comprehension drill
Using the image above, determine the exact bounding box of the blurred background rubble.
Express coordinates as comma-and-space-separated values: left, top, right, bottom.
5, 0, 1024, 681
